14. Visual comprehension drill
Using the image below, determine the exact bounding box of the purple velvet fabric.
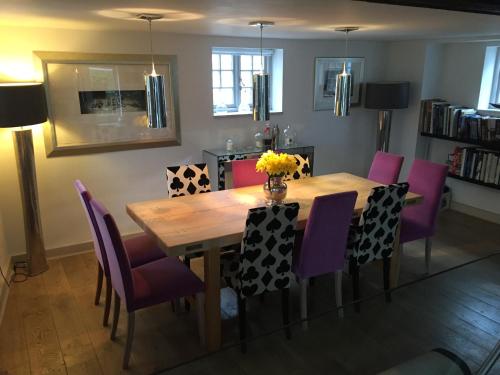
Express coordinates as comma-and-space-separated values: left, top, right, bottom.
292, 191, 358, 279
132, 257, 204, 311
74, 180, 108, 272
399, 159, 448, 244
74, 180, 165, 277
367, 151, 404, 185
124, 235, 165, 268
90, 198, 204, 312
232, 159, 268, 188
90, 198, 135, 308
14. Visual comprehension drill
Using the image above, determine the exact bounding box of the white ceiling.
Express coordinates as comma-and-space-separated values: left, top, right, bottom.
1, 0, 499, 40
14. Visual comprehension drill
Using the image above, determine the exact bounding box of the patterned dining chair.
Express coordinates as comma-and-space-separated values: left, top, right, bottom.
367, 151, 404, 185
221, 203, 300, 353
399, 159, 448, 274
348, 183, 409, 311
165, 163, 212, 197
90, 198, 205, 369
231, 158, 268, 188
74, 180, 166, 326
292, 192, 358, 325
284, 154, 312, 181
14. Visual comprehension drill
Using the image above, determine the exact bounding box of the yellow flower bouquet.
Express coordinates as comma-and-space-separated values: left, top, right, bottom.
256, 150, 297, 204
256, 150, 297, 177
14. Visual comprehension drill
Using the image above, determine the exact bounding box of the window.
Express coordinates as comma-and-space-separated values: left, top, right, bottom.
478, 46, 500, 110
211, 47, 283, 116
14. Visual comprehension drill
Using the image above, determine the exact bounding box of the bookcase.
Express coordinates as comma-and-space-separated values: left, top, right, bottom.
419, 99, 500, 191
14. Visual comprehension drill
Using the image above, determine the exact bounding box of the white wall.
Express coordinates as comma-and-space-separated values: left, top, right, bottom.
0, 26, 387, 258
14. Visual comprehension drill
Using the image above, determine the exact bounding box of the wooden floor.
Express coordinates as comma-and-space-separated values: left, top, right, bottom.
0, 209, 499, 375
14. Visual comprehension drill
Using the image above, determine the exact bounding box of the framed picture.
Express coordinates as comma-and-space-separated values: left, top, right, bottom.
35, 51, 180, 157
313, 57, 365, 111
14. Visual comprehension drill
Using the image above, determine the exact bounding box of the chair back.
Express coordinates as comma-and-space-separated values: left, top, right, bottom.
367, 151, 404, 185
293, 191, 358, 278
232, 159, 267, 188
284, 154, 312, 181
403, 159, 448, 236
166, 163, 211, 197
74, 180, 108, 274
237, 203, 299, 298
90, 198, 134, 311
351, 183, 409, 266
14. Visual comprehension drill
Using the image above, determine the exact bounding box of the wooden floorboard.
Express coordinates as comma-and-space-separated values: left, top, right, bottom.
0, 209, 499, 375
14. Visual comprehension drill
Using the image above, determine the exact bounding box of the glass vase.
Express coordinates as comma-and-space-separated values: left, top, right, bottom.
263, 176, 287, 205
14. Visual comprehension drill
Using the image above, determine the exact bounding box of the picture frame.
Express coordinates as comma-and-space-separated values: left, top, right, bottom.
35, 51, 181, 157
313, 57, 365, 111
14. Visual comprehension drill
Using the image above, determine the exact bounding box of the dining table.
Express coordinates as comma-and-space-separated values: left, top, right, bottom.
126, 172, 422, 352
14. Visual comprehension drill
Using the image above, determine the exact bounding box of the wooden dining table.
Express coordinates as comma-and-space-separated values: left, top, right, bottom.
126, 172, 422, 352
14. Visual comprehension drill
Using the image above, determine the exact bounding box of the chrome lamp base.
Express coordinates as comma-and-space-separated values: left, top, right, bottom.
13, 128, 48, 276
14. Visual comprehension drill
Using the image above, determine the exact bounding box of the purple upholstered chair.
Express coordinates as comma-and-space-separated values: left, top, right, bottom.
399, 159, 448, 274
292, 192, 358, 324
74, 180, 166, 326
90, 198, 205, 369
367, 151, 404, 185
231, 159, 268, 188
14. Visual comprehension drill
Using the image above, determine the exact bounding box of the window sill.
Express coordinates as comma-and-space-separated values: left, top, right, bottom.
213, 110, 283, 118
477, 108, 500, 116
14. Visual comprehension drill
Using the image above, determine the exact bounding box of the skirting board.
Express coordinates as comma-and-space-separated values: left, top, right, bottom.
11, 231, 144, 263
450, 201, 500, 225
0, 257, 13, 327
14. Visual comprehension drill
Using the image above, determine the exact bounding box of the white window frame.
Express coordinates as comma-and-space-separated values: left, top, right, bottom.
211, 47, 283, 117
478, 46, 500, 111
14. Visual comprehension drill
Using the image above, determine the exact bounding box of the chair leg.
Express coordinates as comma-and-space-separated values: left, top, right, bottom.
111, 290, 120, 340
182, 257, 191, 312
195, 292, 206, 347
350, 258, 360, 313
94, 263, 103, 306
237, 294, 247, 353
425, 237, 432, 275
122, 312, 135, 370
299, 278, 309, 330
281, 288, 291, 340
334, 270, 344, 319
383, 258, 392, 303
103, 276, 112, 327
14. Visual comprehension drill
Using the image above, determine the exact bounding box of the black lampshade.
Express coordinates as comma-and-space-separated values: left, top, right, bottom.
0, 83, 48, 127
365, 82, 410, 110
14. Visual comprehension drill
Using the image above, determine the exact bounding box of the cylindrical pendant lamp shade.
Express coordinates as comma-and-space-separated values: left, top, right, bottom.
253, 72, 270, 121
365, 82, 410, 109
145, 74, 167, 129
334, 67, 352, 117
0, 83, 47, 127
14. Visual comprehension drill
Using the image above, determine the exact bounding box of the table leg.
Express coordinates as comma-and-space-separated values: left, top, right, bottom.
203, 247, 221, 351
390, 223, 402, 288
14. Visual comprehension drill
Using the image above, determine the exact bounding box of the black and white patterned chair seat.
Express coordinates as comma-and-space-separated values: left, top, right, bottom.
348, 183, 409, 266
284, 154, 311, 181
221, 203, 300, 299
166, 163, 211, 198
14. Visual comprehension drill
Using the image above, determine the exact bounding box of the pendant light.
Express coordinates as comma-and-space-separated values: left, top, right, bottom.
249, 21, 274, 122
334, 27, 359, 117
138, 14, 167, 129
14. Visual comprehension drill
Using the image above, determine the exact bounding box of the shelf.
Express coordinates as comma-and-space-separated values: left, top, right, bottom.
420, 132, 500, 150
447, 173, 500, 191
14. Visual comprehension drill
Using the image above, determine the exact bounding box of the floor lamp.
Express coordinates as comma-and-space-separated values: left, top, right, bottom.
0, 83, 49, 276
365, 82, 410, 152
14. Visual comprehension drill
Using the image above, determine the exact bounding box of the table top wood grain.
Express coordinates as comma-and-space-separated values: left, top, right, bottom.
126, 173, 422, 256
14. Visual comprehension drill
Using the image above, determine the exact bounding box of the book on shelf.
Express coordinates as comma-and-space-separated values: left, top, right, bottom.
419, 99, 500, 144
449, 146, 500, 186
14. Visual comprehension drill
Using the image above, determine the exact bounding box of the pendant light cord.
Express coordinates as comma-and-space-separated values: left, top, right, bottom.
260, 24, 264, 73
344, 29, 348, 59
148, 18, 156, 74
